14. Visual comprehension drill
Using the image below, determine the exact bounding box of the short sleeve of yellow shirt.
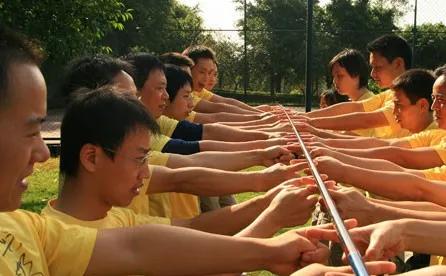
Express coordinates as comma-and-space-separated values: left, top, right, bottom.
150, 134, 170, 151
423, 165, 446, 181
149, 151, 170, 166
192, 94, 202, 108
42, 200, 170, 228
157, 115, 180, 137
402, 128, 446, 148
186, 111, 197, 122
0, 210, 96, 275
193, 89, 214, 101
361, 90, 393, 112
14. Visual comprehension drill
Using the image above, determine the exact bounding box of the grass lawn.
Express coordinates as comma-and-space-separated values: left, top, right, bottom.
24, 158, 307, 276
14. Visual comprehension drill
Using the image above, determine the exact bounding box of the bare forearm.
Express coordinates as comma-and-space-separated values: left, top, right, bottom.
167, 168, 266, 195
402, 219, 446, 256
337, 164, 446, 205
177, 195, 269, 235
306, 101, 364, 118
369, 202, 446, 224
204, 124, 269, 141
337, 147, 444, 170
235, 208, 280, 238
196, 112, 263, 124
199, 139, 281, 152
220, 97, 261, 113
310, 112, 388, 131
324, 137, 390, 149
88, 224, 273, 275
370, 198, 446, 212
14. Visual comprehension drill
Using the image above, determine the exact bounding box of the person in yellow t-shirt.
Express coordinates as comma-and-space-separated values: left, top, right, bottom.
125, 52, 303, 155
160, 51, 279, 124
329, 48, 376, 137
48, 85, 325, 241
183, 45, 262, 115
292, 34, 413, 140
310, 69, 446, 171
1, 30, 337, 276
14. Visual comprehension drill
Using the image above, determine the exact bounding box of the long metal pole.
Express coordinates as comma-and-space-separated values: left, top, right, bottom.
243, 0, 248, 96
281, 107, 369, 276
305, 0, 313, 112
412, 0, 418, 65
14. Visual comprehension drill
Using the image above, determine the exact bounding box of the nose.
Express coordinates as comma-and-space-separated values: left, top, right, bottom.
162, 88, 169, 100
370, 68, 378, 80
432, 98, 440, 111
140, 164, 151, 180
33, 136, 50, 164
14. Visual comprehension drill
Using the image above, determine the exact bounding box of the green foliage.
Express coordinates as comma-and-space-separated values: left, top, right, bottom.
0, 0, 132, 64
400, 23, 446, 70
235, 0, 407, 96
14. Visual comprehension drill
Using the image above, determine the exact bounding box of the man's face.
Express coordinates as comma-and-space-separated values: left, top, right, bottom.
0, 63, 50, 211
369, 52, 403, 89
331, 62, 359, 96
95, 127, 151, 207
191, 58, 214, 91
164, 83, 193, 121
431, 76, 446, 129
393, 89, 424, 132
205, 62, 218, 91
139, 69, 169, 119
112, 70, 138, 94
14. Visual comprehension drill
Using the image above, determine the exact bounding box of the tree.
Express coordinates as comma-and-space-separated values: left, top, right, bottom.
0, 0, 132, 102
401, 23, 446, 70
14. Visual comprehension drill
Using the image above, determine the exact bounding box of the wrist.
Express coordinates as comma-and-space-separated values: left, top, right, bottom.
400, 218, 421, 252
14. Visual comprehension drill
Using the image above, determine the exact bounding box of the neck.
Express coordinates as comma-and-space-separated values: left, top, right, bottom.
56, 175, 111, 221
411, 112, 434, 133
349, 87, 368, 101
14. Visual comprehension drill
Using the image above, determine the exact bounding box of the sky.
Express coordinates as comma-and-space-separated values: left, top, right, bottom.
179, 0, 446, 42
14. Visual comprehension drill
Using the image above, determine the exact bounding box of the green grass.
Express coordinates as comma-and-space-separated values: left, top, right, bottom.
22, 158, 59, 212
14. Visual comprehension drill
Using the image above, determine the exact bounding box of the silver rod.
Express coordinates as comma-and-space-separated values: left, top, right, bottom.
281, 106, 369, 276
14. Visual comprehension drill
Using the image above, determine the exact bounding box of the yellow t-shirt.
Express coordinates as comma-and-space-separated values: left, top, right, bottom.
150, 134, 170, 151
41, 199, 170, 228
168, 193, 200, 219
149, 150, 170, 166
157, 115, 179, 137
423, 165, 446, 181
352, 90, 376, 137
361, 89, 411, 139
192, 94, 201, 108
186, 111, 197, 122
193, 88, 214, 101
402, 125, 445, 148
0, 210, 96, 275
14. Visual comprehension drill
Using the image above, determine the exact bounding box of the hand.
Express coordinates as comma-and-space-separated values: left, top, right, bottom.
262, 176, 323, 203
305, 220, 407, 262
290, 261, 396, 276
309, 187, 378, 226
299, 156, 346, 182
261, 145, 295, 166
265, 229, 319, 275
264, 186, 319, 229
259, 162, 310, 191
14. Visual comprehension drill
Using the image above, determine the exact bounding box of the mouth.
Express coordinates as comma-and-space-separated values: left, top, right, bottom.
131, 183, 144, 195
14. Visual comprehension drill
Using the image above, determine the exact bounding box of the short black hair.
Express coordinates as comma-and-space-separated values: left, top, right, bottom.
123, 52, 165, 90
183, 45, 217, 64
60, 86, 159, 179
160, 52, 194, 68
391, 69, 435, 106
60, 54, 134, 103
320, 89, 350, 106
367, 34, 412, 70
0, 26, 44, 107
329, 49, 369, 89
165, 65, 193, 100
434, 64, 446, 78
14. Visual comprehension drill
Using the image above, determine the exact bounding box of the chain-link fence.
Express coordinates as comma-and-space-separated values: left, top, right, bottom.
176, 0, 446, 106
